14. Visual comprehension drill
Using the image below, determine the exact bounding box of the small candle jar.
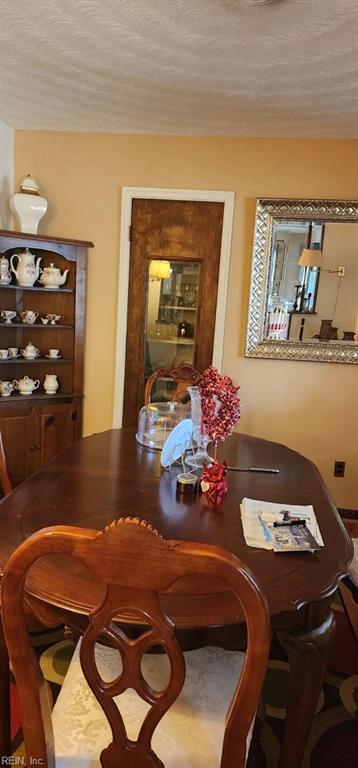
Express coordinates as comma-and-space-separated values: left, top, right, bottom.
176, 472, 198, 494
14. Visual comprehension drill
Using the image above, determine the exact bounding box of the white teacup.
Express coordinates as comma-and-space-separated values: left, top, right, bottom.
0, 349, 9, 359
48, 348, 60, 358
8, 347, 19, 358
0, 380, 14, 396
1, 310, 17, 324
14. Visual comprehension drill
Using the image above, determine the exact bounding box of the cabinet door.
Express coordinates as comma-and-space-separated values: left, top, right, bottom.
0, 404, 36, 489
34, 402, 76, 471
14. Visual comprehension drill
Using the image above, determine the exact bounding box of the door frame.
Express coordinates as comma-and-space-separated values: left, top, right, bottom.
113, 187, 235, 428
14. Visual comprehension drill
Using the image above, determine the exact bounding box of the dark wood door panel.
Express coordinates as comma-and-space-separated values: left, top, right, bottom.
123, 199, 224, 426
35, 402, 76, 470
0, 405, 35, 489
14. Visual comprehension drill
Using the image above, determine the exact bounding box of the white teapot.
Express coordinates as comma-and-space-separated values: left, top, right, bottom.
20, 310, 39, 325
21, 342, 40, 359
39, 263, 69, 289
10, 249, 41, 287
13, 376, 40, 395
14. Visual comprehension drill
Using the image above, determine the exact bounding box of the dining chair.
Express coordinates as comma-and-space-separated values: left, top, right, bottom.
144, 361, 202, 405
339, 518, 358, 640
0, 430, 62, 759
2, 516, 270, 768
0, 431, 58, 634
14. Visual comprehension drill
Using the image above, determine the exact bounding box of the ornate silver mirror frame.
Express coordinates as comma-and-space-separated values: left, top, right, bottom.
246, 198, 358, 364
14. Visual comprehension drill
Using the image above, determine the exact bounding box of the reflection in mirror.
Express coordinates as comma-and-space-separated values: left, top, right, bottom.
268, 221, 323, 323
246, 199, 358, 364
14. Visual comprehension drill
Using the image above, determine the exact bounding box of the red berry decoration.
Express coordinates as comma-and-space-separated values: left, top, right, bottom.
199, 367, 240, 505
201, 460, 228, 505
199, 366, 240, 447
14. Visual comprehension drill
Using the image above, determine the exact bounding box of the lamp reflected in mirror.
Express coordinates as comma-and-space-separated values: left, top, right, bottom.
149, 260, 172, 280
298, 247, 345, 277
297, 247, 323, 312
297, 247, 346, 340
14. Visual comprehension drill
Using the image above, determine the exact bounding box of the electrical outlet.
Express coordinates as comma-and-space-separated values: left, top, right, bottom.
334, 461, 346, 478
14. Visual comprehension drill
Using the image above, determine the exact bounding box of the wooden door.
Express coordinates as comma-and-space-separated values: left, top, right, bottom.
0, 404, 36, 489
34, 402, 76, 471
123, 199, 224, 426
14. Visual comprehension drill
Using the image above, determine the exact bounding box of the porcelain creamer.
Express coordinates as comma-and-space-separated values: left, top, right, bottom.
44, 374, 59, 394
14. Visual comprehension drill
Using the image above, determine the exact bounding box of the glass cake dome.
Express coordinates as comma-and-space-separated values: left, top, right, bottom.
136, 401, 190, 449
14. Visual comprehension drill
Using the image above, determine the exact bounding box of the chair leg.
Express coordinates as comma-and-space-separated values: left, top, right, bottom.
0, 614, 11, 759
246, 696, 265, 768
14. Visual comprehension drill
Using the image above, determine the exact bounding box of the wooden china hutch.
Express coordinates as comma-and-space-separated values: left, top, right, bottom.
0, 230, 93, 489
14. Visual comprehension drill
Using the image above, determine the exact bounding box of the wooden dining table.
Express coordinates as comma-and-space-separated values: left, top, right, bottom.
0, 428, 353, 767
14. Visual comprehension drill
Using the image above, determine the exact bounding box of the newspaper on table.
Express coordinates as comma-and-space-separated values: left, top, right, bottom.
241, 497, 324, 552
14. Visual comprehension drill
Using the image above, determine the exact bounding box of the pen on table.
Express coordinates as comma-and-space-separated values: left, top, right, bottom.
273, 519, 306, 527
227, 466, 280, 474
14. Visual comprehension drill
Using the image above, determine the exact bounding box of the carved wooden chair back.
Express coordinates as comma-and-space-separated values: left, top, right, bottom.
0, 431, 12, 497
339, 519, 358, 639
2, 517, 270, 768
144, 361, 202, 405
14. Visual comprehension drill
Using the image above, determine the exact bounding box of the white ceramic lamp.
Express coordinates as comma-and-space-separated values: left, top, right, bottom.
10, 174, 48, 234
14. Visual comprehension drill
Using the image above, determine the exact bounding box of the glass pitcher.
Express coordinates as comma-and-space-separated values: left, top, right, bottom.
186, 386, 212, 468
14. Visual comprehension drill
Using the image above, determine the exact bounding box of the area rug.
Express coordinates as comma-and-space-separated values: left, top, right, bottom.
9, 594, 358, 767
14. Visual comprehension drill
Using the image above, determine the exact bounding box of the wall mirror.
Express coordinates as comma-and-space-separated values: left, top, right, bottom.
246, 198, 358, 364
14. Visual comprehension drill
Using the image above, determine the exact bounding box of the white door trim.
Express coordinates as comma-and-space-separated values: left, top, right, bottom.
112, 187, 235, 428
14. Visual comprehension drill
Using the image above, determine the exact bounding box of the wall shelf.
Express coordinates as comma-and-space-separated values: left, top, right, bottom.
2, 392, 73, 401
0, 284, 74, 293
0, 323, 74, 329
0, 358, 72, 364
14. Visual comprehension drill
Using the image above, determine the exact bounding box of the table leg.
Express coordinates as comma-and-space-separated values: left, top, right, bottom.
277, 603, 335, 768
0, 613, 11, 759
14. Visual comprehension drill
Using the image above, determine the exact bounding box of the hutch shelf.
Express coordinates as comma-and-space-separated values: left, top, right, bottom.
0, 230, 93, 489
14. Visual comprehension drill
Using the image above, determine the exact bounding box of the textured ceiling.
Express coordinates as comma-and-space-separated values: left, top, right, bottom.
0, 0, 357, 137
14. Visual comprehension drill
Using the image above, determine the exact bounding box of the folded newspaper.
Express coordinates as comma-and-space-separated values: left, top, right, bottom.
241, 498, 323, 552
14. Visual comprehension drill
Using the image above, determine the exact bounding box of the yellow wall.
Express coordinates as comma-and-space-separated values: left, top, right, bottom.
0, 119, 13, 229
14, 133, 358, 508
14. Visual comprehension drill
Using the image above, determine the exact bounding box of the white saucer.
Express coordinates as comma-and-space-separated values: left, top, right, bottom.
45, 355, 62, 359
160, 418, 193, 468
